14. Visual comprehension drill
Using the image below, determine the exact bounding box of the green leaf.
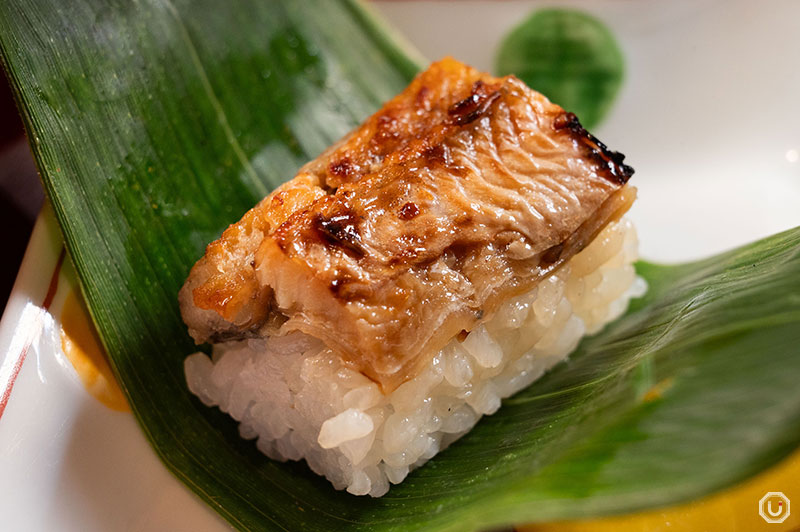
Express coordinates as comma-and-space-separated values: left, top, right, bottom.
2, 1, 799, 531
495, 8, 625, 129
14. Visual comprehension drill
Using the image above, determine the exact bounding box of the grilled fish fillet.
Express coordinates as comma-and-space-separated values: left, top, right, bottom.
179, 58, 635, 391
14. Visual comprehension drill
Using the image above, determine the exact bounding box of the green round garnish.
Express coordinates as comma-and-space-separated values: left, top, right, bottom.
496, 8, 624, 129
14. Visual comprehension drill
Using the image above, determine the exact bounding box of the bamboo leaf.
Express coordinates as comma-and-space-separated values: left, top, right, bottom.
1, 1, 798, 531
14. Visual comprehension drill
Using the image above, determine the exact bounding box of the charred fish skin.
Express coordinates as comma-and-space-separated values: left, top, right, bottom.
180, 57, 635, 391
552, 111, 634, 186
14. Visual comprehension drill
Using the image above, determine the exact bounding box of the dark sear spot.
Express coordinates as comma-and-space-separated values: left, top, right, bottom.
448, 80, 502, 125
313, 212, 364, 257
457, 329, 469, 342
329, 275, 372, 301
421, 143, 453, 167
540, 242, 565, 265
553, 112, 634, 185
328, 157, 355, 180
398, 202, 420, 220
329, 276, 351, 296
422, 144, 444, 163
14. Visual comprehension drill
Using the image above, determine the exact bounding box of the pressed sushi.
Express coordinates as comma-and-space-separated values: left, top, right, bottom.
179, 58, 645, 496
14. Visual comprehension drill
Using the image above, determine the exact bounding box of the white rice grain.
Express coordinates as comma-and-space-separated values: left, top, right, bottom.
184, 218, 646, 497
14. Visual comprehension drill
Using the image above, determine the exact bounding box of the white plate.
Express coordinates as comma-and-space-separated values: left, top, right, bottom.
1, 1, 799, 530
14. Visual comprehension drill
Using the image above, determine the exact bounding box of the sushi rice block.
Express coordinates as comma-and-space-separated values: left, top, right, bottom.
179, 58, 645, 496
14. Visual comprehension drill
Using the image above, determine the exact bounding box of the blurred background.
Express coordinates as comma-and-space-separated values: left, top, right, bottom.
0, 69, 41, 314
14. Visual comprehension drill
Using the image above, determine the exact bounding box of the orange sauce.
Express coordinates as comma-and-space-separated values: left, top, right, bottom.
59, 289, 129, 412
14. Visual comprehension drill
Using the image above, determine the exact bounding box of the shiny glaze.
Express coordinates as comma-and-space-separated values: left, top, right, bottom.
180, 58, 635, 391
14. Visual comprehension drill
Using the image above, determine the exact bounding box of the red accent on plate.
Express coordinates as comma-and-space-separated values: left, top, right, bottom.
42, 249, 66, 312
0, 248, 66, 420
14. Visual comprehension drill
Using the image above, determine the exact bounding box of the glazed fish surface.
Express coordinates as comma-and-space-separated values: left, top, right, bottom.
181, 57, 635, 390
180, 58, 644, 496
